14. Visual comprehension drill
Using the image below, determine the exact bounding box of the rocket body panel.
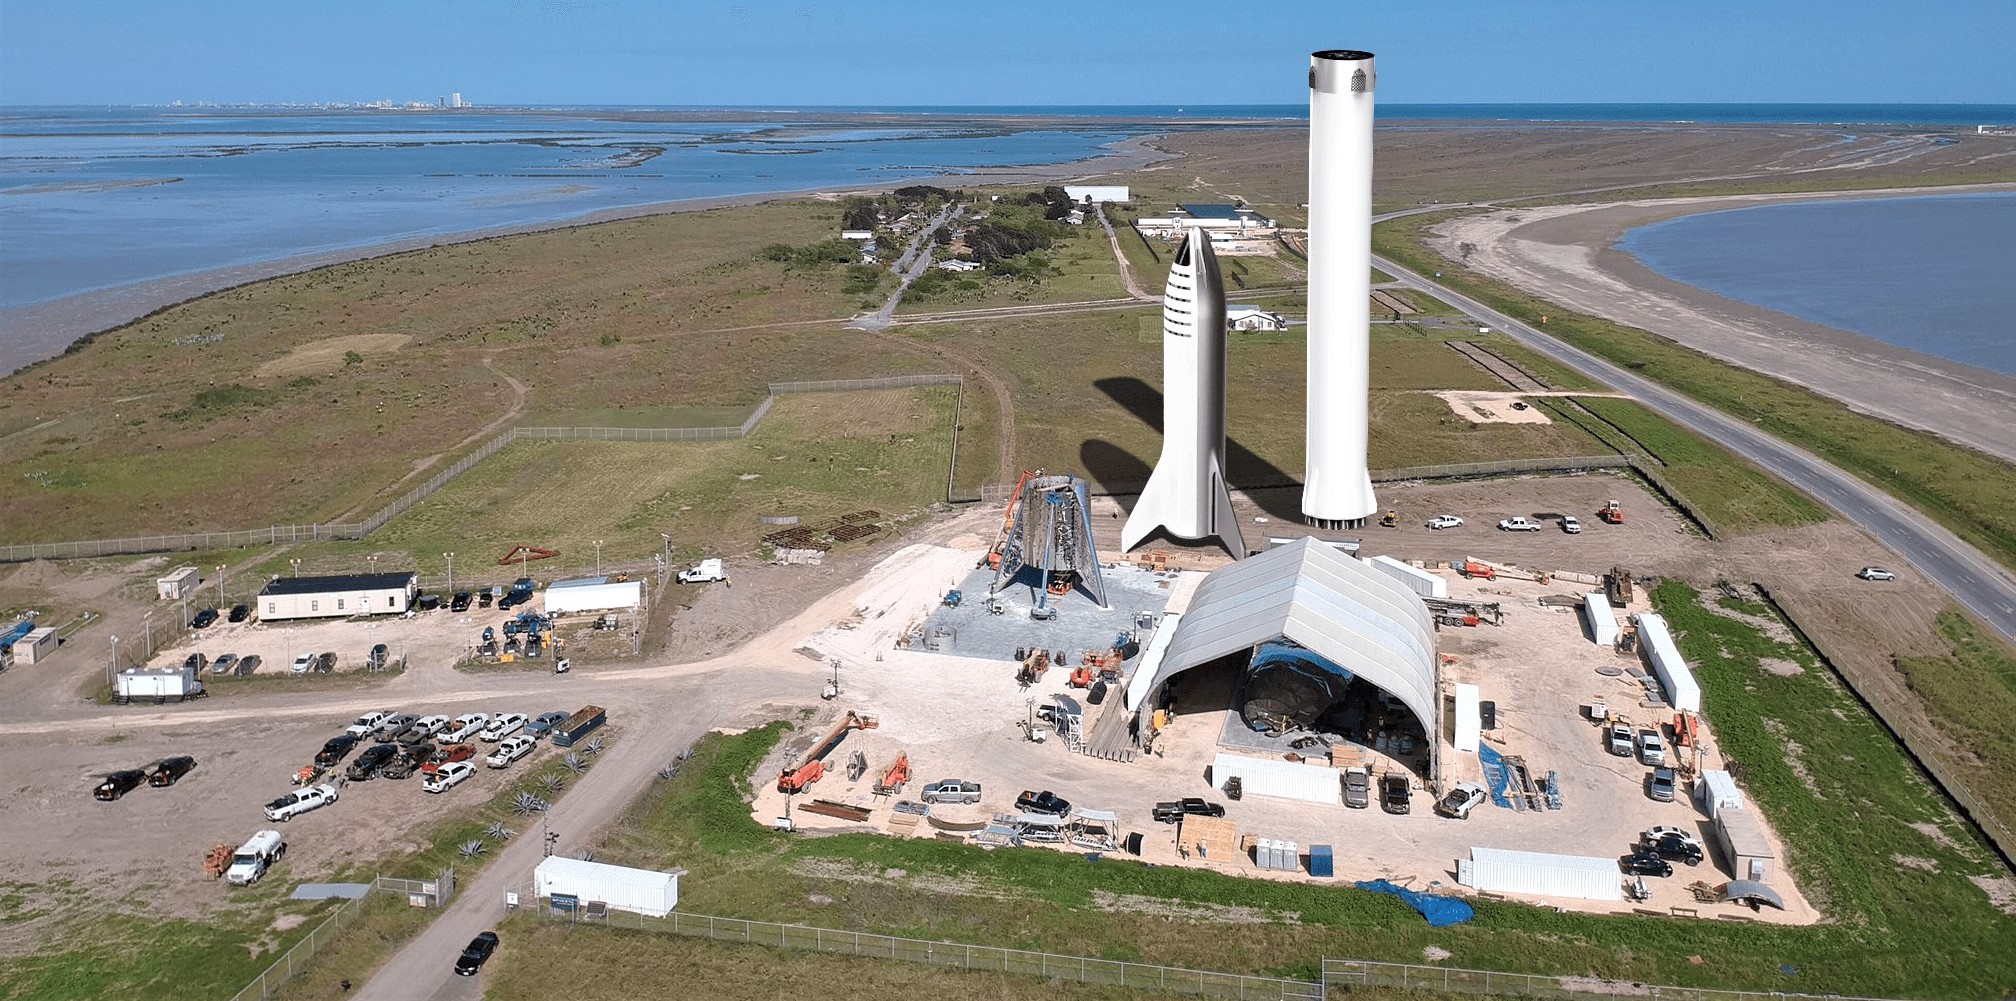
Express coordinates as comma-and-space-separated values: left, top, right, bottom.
1122, 228, 1246, 557
1302, 49, 1379, 527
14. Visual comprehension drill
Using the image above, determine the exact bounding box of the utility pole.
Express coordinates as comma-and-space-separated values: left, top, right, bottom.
107, 633, 120, 689
141, 610, 155, 659
444, 552, 456, 594
216, 564, 227, 606
593, 540, 603, 577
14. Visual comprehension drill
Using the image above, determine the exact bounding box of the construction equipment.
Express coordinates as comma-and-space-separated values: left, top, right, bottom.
942, 589, 963, 607
989, 473, 1109, 608
985, 469, 1043, 570
1458, 559, 1497, 581
845, 750, 868, 782
1607, 567, 1636, 607
1016, 648, 1051, 688
1067, 665, 1094, 689
1378, 510, 1399, 528
776, 711, 880, 794
874, 752, 911, 796
292, 764, 324, 786
203, 843, 234, 879
1601, 500, 1624, 525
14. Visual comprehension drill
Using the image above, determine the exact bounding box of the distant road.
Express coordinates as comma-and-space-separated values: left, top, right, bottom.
1369, 242, 2016, 639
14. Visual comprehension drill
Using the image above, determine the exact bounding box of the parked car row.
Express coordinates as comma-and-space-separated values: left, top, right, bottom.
1418, 513, 1581, 534
93, 756, 198, 800
189, 604, 252, 628
1621, 826, 1706, 877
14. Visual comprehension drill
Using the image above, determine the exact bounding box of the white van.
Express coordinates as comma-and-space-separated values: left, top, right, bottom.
225, 830, 286, 885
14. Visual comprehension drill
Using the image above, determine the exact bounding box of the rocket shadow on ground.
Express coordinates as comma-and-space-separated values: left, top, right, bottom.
1081, 376, 1305, 523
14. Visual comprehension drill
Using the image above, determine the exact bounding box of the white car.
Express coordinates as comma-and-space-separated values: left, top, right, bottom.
345, 711, 391, 738
1561, 516, 1582, 534
1497, 517, 1542, 532
1425, 515, 1464, 530
404, 715, 449, 741
479, 713, 527, 742
1642, 825, 1703, 851
290, 653, 315, 675
1856, 566, 1896, 581
441, 714, 488, 744
1637, 729, 1667, 767
423, 761, 476, 793
486, 735, 536, 769
263, 783, 339, 822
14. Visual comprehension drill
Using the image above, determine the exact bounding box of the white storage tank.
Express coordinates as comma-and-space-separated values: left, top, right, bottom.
1367, 555, 1447, 599
534, 857, 685, 918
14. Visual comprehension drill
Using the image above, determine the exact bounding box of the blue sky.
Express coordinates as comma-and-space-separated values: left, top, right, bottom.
2, 0, 2011, 106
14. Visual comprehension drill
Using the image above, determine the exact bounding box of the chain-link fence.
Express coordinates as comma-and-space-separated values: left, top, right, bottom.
3, 374, 961, 565
1321, 958, 1905, 1001
968, 454, 1633, 505
535, 906, 1320, 999
225, 893, 365, 1001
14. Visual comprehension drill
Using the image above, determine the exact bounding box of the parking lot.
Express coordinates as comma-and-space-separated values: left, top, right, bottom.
761, 530, 1818, 924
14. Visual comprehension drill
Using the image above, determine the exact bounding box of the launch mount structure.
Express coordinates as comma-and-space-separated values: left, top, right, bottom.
989, 474, 1110, 609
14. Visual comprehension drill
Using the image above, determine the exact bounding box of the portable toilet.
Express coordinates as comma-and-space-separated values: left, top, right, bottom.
1307, 844, 1335, 878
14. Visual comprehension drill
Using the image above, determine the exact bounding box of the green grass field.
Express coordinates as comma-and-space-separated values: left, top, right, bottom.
1375, 211, 2016, 569
1896, 612, 2016, 836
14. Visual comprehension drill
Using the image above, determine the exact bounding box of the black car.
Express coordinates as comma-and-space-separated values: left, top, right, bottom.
1643, 833, 1705, 866
95, 770, 146, 801
1151, 798, 1227, 823
1014, 790, 1072, 816
228, 603, 251, 623
382, 744, 433, 780
1381, 773, 1412, 815
316, 734, 361, 766
235, 654, 261, 677
191, 607, 219, 629
183, 652, 208, 673
313, 651, 336, 673
346, 744, 399, 781
454, 931, 499, 976
1619, 851, 1675, 878
147, 756, 197, 787
451, 591, 473, 612
416, 594, 442, 611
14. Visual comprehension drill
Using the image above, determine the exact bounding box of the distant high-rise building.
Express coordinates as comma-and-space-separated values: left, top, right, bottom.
451, 92, 464, 109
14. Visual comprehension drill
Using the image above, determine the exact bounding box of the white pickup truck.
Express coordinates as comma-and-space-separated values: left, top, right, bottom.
677, 558, 728, 584
1497, 517, 1543, 532
264, 782, 339, 822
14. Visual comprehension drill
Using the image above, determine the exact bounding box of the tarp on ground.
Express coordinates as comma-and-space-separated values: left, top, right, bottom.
1355, 879, 1475, 926
291, 883, 372, 900
1478, 743, 1515, 809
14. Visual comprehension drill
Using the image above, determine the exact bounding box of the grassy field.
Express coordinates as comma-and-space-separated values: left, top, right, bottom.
0, 751, 595, 1001
1895, 612, 2016, 835
1543, 396, 1830, 534
483, 920, 1302, 1001
1375, 211, 2016, 569
574, 646, 2016, 1001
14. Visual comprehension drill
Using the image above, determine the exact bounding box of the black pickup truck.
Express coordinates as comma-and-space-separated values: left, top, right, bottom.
1151, 798, 1226, 823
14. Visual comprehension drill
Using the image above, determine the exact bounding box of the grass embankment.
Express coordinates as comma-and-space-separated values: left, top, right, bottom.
578, 667, 2016, 1000
1537, 396, 1829, 535
1375, 211, 2016, 570
0, 751, 594, 1001
486, 919, 1279, 1001
1897, 612, 2016, 834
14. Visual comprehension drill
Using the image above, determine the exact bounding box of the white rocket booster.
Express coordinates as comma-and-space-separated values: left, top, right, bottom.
1302, 49, 1380, 529
1121, 227, 1245, 557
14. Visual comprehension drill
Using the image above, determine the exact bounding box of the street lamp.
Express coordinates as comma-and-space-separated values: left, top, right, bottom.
216, 564, 227, 606
289, 557, 301, 578
593, 540, 603, 577
444, 552, 456, 595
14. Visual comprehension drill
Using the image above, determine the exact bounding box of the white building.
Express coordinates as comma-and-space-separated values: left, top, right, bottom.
543, 577, 642, 616
1063, 184, 1129, 204
257, 572, 417, 622
936, 259, 983, 272
157, 566, 201, 600
1136, 203, 1277, 239
12, 627, 58, 664
840, 229, 875, 240
535, 857, 685, 918
1226, 305, 1288, 332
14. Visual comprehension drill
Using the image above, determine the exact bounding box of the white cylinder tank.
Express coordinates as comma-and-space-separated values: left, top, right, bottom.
1302, 49, 1380, 529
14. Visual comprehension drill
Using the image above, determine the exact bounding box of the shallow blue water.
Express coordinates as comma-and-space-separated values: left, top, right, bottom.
1619, 193, 2016, 377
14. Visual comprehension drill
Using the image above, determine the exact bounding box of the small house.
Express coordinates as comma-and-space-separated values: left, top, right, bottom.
1225, 306, 1288, 332
157, 566, 201, 600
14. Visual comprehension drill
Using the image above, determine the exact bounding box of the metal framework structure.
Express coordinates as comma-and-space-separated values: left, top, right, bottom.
989, 474, 1109, 608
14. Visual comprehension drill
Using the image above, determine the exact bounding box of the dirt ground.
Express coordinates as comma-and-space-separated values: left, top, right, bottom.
752, 520, 1819, 925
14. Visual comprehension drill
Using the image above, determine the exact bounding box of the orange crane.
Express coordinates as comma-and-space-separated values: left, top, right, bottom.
985, 469, 1043, 569
777, 711, 879, 794
873, 752, 911, 796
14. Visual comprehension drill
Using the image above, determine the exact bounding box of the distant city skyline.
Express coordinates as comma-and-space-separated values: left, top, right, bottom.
2, 0, 2012, 107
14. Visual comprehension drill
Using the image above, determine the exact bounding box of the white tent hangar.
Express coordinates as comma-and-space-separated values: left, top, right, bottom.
1127, 538, 1441, 782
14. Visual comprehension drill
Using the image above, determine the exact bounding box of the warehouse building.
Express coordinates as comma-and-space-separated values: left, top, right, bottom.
257, 572, 418, 622
1125, 537, 1443, 787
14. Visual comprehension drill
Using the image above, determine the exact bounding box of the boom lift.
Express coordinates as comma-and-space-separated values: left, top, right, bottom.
985, 469, 1042, 570
873, 752, 911, 796
776, 711, 879, 794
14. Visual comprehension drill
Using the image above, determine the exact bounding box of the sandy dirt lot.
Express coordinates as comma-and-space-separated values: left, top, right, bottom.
752, 528, 1818, 925
1428, 186, 2016, 463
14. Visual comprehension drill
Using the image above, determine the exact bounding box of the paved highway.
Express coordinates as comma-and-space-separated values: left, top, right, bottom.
1371, 250, 2016, 640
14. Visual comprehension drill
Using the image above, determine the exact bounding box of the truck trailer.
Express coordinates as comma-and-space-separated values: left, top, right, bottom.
550, 705, 607, 747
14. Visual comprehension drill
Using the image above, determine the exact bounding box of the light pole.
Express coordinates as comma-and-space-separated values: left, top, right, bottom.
216, 564, 227, 606
444, 552, 455, 595
180, 594, 190, 629
289, 557, 301, 578
141, 610, 155, 659
593, 540, 603, 577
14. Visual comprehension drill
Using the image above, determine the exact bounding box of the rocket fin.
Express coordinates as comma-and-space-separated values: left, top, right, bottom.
1208, 457, 1247, 559
1120, 463, 1177, 555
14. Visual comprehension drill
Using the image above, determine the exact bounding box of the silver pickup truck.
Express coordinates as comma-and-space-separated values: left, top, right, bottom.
920, 779, 982, 804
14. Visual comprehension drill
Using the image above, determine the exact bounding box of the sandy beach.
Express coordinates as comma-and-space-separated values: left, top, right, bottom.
1430, 184, 2016, 464
0, 134, 1174, 375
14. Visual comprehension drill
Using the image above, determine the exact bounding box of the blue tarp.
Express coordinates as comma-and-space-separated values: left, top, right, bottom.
1355, 879, 1476, 927
1478, 743, 1516, 809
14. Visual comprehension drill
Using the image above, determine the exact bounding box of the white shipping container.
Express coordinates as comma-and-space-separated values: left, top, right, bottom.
1632, 612, 1702, 713
116, 666, 199, 698
534, 857, 685, 918
543, 581, 642, 615
1453, 683, 1482, 753
1583, 593, 1619, 646
1697, 769, 1744, 818
1211, 753, 1342, 805
1366, 555, 1447, 599
1458, 847, 1622, 901
12, 627, 59, 664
